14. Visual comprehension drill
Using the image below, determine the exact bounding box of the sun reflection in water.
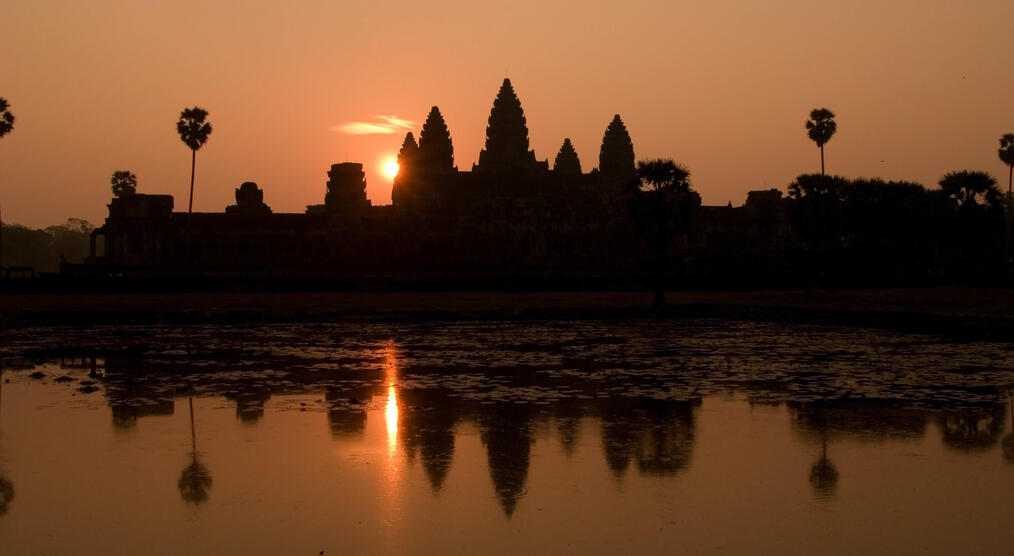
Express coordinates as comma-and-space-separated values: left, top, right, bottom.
385, 382, 399, 455
379, 340, 402, 537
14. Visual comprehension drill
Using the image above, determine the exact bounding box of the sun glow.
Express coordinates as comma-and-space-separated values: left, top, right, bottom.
383, 159, 399, 179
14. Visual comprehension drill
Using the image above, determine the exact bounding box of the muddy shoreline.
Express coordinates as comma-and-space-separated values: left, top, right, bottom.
2, 288, 1013, 340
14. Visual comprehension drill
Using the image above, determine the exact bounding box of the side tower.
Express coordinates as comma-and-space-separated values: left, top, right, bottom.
599, 114, 635, 183
553, 138, 582, 175
324, 162, 371, 212
418, 107, 455, 174
391, 131, 418, 207
475, 78, 541, 175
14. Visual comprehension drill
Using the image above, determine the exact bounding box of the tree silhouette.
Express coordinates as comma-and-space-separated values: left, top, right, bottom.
805, 108, 836, 175
998, 134, 1014, 259
1000, 134, 1014, 199
0, 98, 13, 139
176, 107, 213, 214
630, 159, 700, 306
110, 170, 137, 198
938, 170, 999, 210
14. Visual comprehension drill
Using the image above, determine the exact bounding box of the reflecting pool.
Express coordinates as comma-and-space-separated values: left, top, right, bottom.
0, 318, 1012, 555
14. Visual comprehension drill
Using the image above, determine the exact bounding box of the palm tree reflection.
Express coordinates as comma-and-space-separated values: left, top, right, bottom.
1002, 393, 1014, 464
0, 370, 12, 516
809, 431, 839, 498
0, 475, 12, 516
938, 405, 1006, 453
178, 396, 212, 504
790, 402, 840, 498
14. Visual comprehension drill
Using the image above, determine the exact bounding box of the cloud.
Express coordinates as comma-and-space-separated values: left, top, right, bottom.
332, 115, 415, 135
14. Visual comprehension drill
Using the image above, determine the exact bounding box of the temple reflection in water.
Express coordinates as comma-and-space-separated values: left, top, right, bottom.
8, 339, 1008, 518
1, 317, 1013, 555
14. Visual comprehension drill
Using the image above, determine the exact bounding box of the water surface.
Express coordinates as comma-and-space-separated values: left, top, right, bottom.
1, 318, 1012, 555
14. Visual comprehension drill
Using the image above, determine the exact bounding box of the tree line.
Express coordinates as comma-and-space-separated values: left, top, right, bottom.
631, 109, 1014, 301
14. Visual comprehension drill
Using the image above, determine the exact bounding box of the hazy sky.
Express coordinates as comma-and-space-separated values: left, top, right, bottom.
2, 0, 1012, 228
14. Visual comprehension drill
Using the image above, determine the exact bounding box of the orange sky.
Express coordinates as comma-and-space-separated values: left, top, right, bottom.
2, 0, 1012, 228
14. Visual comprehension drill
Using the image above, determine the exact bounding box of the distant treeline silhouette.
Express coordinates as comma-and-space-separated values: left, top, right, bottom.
784, 171, 1007, 284
1, 219, 93, 273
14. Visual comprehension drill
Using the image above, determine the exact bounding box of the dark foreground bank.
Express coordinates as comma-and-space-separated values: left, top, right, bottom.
1, 288, 1013, 340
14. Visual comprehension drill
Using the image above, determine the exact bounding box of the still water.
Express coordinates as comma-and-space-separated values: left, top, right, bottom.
0, 318, 1012, 555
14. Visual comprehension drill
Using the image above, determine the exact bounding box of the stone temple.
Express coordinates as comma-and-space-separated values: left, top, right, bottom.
79, 78, 789, 285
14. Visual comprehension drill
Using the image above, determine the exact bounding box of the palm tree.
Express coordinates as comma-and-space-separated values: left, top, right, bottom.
630, 159, 701, 306
998, 134, 1014, 260
110, 170, 137, 198
805, 108, 836, 175
0, 98, 13, 139
0, 99, 12, 270
938, 170, 999, 209
999, 134, 1014, 199
176, 107, 212, 214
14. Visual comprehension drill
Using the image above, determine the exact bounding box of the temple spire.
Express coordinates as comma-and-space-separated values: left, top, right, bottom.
391, 132, 418, 206
554, 138, 582, 175
476, 78, 538, 173
599, 114, 635, 181
397, 132, 418, 168
418, 107, 455, 173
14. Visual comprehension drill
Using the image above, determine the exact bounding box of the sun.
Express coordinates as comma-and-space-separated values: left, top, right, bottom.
383, 159, 399, 179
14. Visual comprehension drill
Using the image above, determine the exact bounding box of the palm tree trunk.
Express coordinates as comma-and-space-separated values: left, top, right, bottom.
188, 149, 196, 214
820, 146, 825, 176
189, 396, 197, 454
1007, 164, 1013, 270
186, 149, 196, 263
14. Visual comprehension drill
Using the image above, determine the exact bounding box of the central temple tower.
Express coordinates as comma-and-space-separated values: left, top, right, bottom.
475, 78, 540, 174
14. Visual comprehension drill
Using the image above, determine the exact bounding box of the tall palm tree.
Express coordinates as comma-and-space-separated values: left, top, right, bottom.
0, 99, 12, 270
1000, 134, 1014, 262
1000, 134, 1014, 199
0, 98, 13, 139
630, 159, 700, 306
176, 107, 212, 214
805, 108, 836, 175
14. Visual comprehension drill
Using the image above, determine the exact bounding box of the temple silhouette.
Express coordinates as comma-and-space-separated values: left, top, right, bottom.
75, 79, 803, 284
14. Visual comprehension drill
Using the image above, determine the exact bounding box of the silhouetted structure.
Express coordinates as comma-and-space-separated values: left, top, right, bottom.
226, 182, 271, 216
599, 114, 635, 183
475, 79, 542, 175
553, 138, 581, 175
75, 79, 1010, 287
